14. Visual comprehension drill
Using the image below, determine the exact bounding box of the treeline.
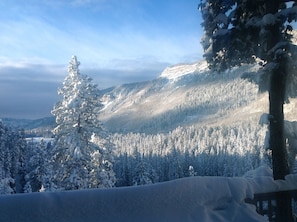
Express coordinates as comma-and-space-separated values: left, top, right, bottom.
112, 121, 270, 186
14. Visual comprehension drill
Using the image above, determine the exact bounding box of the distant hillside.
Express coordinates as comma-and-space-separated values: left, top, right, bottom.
1, 116, 55, 129
98, 61, 273, 133
1, 116, 56, 137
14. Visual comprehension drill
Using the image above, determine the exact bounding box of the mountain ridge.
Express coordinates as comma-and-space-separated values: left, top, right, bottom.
99, 61, 266, 134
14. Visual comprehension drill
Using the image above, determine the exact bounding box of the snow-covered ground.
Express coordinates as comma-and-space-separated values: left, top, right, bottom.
1, 166, 296, 222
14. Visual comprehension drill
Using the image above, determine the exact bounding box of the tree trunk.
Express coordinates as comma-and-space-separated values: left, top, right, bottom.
269, 62, 289, 180
269, 59, 292, 222
265, 1, 292, 220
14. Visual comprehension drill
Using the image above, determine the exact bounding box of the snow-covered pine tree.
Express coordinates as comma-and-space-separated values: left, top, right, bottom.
0, 121, 28, 194
89, 132, 116, 188
24, 139, 47, 192
199, 0, 297, 180
132, 152, 158, 186
50, 56, 115, 190
199, 1, 297, 221
0, 121, 14, 195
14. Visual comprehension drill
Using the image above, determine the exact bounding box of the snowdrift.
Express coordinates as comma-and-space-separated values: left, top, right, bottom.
1, 166, 296, 222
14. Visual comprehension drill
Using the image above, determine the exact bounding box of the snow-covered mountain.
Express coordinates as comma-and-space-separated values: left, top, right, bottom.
99, 60, 297, 134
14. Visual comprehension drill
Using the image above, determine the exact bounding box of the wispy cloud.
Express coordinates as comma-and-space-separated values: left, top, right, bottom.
0, 0, 202, 66
0, 0, 203, 118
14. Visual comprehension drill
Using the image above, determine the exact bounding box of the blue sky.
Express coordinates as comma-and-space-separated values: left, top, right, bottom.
0, 0, 203, 119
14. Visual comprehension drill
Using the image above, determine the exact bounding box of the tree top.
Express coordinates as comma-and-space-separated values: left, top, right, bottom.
68, 55, 80, 76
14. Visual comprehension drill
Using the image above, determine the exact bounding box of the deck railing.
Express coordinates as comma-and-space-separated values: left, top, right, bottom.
245, 189, 297, 221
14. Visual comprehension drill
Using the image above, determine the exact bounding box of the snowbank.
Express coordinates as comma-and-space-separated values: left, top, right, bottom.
244, 166, 297, 194
1, 166, 296, 222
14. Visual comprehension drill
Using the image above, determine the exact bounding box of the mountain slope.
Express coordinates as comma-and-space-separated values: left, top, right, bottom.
1, 117, 55, 130
99, 61, 273, 133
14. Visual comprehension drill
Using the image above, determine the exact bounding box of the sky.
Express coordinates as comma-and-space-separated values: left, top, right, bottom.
0, 0, 203, 119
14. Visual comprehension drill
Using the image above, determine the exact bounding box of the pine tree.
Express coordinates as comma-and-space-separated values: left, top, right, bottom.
0, 121, 14, 194
24, 139, 47, 192
199, 0, 297, 180
50, 56, 115, 190
89, 132, 116, 188
132, 152, 158, 186
13, 129, 27, 193
0, 121, 28, 194
199, 1, 297, 220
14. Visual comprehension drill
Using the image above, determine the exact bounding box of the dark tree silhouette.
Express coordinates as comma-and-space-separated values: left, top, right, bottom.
199, 1, 297, 221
